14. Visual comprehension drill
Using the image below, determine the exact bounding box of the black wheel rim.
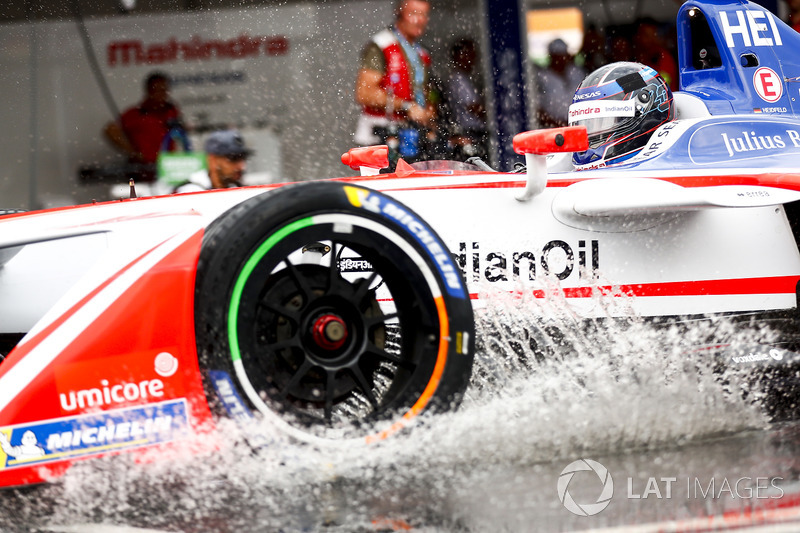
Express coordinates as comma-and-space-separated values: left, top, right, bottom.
231, 221, 441, 435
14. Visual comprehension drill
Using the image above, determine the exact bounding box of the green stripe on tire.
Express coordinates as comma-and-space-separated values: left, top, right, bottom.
227, 217, 314, 363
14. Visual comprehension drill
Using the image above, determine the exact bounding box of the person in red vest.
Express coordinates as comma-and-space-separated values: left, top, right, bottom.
354, 0, 436, 146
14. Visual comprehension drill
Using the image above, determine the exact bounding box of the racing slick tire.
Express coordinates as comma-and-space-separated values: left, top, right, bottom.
194, 182, 474, 443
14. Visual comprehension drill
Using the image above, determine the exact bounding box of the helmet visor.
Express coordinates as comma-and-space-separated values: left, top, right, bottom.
568, 100, 637, 147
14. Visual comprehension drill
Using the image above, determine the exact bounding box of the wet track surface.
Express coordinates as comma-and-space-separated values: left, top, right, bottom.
4, 293, 800, 532
4, 421, 800, 532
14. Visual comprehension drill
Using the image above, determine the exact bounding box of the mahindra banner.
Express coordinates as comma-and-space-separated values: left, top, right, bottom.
0, 3, 481, 208
97, 10, 300, 134
106, 35, 290, 67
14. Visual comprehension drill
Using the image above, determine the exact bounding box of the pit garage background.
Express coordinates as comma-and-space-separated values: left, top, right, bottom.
0, 0, 782, 209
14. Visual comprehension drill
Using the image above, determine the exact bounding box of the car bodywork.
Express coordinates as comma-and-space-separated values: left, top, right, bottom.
2, 0, 800, 489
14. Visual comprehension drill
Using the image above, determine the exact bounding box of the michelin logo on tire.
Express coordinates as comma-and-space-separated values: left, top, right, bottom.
558, 459, 614, 516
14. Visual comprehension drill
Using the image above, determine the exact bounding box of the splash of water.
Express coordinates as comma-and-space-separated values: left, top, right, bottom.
4, 284, 783, 532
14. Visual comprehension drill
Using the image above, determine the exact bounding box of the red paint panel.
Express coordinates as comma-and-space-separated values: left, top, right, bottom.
0, 230, 215, 488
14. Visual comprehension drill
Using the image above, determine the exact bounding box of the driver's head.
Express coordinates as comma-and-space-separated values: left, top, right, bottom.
568, 62, 674, 169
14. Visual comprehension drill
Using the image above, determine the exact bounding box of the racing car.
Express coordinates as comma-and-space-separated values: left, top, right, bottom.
3, 0, 800, 489
0, 180, 478, 489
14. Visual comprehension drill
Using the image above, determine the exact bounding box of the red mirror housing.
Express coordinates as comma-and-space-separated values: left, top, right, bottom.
341, 145, 390, 172
513, 126, 588, 155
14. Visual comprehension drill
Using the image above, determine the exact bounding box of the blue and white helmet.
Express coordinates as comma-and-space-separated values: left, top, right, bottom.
568, 62, 674, 169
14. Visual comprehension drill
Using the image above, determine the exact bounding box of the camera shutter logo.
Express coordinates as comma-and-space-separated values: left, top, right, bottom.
557, 459, 614, 516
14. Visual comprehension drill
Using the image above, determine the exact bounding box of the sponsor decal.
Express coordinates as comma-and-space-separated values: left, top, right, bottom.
455, 240, 600, 283
210, 371, 255, 424
636, 121, 683, 160
575, 160, 608, 171
721, 130, 787, 158
335, 248, 386, 291
688, 122, 800, 165
569, 105, 601, 121
568, 101, 636, 123
753, 67, 783, 103
56, 352, 182, 415
343, 186, 465, 297
335, 239, 602, 284
573, 90, 601, 102
154, 352, 179, 378
209, 371, 271, 448
719, 9, 782, 48
338, 257, 374, 273
731, 348, 784, 364
107, 34, 289, 67
0, 400, 188, 470
60, 378, 164, 412
382, 202, 464, 293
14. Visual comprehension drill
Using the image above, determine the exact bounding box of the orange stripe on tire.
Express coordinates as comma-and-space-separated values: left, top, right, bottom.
365, 296, 449, 444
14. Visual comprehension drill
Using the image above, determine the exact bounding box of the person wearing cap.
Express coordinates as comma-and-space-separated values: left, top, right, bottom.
536, 38, 587, 128
173, 129, 253, 193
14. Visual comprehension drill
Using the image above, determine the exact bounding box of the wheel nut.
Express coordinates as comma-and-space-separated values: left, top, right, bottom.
325, 321, 345, 342
312, 314, 348, 350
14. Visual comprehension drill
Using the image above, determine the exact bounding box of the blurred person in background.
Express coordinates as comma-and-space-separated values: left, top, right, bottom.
353, 0, 436, 147
579, 24, 607, 72
608, 31, 634, 63
103, 71, 183, 181
169, 129, 253, 193
536, 38, 586, 128
789, 0, 800, 33
634, 18, 678, 90
445, 37, 488, 159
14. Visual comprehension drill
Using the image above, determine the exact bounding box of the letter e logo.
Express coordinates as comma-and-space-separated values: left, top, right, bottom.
754, 67, 782, 103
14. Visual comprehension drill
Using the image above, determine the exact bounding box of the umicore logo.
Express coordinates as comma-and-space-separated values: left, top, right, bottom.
558, 459, 614, 516
59, 378, 165, 412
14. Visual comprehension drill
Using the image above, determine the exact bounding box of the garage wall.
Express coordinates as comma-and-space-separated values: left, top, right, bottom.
0, 0, 483, 209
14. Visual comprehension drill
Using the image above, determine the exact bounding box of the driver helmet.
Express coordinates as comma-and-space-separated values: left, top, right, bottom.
568, 62, 674, 169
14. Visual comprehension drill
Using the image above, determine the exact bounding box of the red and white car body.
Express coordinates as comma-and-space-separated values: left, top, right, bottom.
3, 0, 800, 489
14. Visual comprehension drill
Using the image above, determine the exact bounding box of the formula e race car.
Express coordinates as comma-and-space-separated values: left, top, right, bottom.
3, 0, 800, 489
0, 180, 478, 489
